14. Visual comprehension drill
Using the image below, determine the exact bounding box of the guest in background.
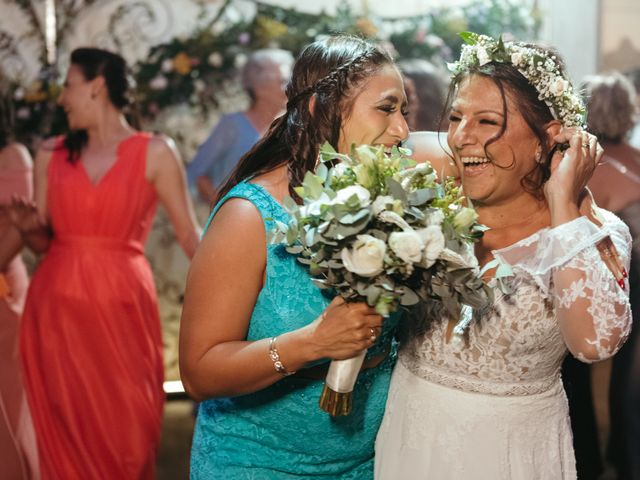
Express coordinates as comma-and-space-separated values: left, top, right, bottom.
0, 81, 39, 480
0, 47, 200, 479
583, 72, 640, 480
398, 58, 448, 132
187, 48, 294, 201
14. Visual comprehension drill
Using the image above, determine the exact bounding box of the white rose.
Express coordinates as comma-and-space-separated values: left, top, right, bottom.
389, 230, 424, 264
208, 52, 223, 67
341, 235, 386, 277
453, 207, 478, 230
510, 51, 524, 66
149, 75, 168, 90
13, 87, 24, 100
161, 59, 174, 72
417, 225, 445, 268
371, 195, 394, 215
333, 185, 371, 207
425, 209, 445, 226
476, 47, 491, 66
549, 77, 569, 97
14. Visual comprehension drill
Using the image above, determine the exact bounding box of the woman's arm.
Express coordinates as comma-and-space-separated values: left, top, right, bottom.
179, 198, 383, 401
0, 223, 23, 271
553, 214, 632, 362
9, 144, 52, 254
146, 135, 202, 259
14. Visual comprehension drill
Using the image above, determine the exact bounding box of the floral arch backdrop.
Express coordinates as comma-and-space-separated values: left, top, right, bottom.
0, 0, 538, 380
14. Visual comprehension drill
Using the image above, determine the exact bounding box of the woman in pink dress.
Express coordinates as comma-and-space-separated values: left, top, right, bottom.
0, 119, 39, 478
1, 48, 200, 479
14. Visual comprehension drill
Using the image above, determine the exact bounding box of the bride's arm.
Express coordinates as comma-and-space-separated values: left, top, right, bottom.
552, 214, 632, 363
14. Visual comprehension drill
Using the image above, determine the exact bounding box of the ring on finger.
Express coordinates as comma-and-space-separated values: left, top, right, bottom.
369, 327, 377, 342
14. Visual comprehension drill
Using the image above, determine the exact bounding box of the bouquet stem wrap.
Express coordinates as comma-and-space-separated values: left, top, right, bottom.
319, 350, 367, 416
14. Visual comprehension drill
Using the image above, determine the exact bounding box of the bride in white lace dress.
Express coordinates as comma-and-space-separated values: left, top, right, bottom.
375, 35, 633, 480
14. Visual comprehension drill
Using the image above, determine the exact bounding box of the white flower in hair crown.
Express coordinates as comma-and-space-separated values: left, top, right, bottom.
448, 32, 586, 128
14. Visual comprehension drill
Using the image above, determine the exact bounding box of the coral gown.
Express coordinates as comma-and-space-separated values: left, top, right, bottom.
20, 133, 164, 479
0, 160, 40, 479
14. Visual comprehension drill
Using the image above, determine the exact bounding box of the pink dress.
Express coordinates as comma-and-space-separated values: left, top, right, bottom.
0, 160, 40, 479
20, 133, 164, 479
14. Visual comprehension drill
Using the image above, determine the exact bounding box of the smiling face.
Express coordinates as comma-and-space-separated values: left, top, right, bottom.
57, 64, 101, 130
447, 74, 544, 206
338, 64, 409, 153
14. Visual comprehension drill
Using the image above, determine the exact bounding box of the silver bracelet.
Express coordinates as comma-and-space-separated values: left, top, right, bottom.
269, 336, 296, 376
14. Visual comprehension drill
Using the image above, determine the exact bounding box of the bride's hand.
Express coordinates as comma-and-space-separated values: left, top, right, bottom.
544, 129, 603, 225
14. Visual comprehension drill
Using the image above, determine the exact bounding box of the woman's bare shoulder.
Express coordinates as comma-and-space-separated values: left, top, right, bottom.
0, 142, 33, 170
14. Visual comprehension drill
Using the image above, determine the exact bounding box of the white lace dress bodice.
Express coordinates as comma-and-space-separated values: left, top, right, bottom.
375, 211, 632, 480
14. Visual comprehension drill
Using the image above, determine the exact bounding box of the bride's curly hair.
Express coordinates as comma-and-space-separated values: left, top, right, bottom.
215, 35, 394, 204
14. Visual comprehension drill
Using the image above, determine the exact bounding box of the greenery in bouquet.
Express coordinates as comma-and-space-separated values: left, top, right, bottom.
270, 143, 493, 319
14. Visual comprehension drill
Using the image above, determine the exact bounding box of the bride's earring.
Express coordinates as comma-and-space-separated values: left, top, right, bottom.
534, 145, 543, 164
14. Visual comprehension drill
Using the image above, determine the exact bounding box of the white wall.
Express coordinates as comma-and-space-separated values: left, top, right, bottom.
537, 0, 600, 84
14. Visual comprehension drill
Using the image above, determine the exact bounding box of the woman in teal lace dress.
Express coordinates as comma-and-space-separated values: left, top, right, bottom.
180, 35, 409, 478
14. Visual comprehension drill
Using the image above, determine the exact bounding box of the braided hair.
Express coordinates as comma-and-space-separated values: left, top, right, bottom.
215, 35, 394, 203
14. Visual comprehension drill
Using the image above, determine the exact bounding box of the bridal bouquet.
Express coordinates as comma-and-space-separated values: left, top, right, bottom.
270, 143, 492, 415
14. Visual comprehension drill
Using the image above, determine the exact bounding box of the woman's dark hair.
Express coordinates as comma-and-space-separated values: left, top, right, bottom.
442, 43, 564, 198
215, 35, 394, 203
0, 79, 14, 151
62, 48, 136, 163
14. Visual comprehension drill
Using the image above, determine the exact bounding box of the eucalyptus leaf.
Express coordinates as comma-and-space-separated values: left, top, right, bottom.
408, 188, 437, 206
400, 287, 420, 306
315, 162, 328, 182
287, 245, 304, 254
366, 285, 382, 306
339, 209, 371, 225
386, 178, 407, 203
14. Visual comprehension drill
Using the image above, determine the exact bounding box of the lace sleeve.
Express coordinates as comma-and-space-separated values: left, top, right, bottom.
494, 212, 632, 363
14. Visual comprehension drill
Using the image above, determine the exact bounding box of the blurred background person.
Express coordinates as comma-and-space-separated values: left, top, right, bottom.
583, 71, 640, 480
398, 58, 448, 132
0, 47, 201, 479
187, 48, 294, 202
627, 70, 640, 150
0, 79, 39, 480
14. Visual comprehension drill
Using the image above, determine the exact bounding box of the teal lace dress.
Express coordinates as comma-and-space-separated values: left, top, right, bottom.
190, 181, 398, 479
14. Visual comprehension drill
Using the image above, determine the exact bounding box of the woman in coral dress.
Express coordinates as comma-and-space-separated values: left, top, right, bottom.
2, 48, 200, 479
0, 139, 39, 479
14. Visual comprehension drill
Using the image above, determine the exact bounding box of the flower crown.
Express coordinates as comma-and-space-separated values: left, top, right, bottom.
448, 32, 586, 128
